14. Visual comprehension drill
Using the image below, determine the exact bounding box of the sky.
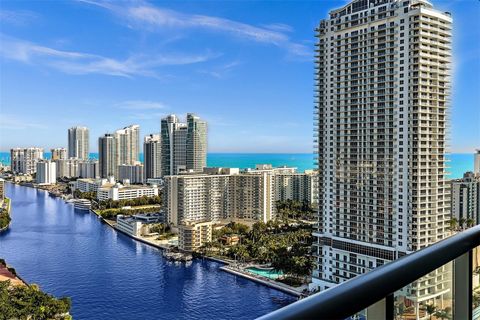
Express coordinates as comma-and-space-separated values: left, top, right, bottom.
0, 0, 479, 153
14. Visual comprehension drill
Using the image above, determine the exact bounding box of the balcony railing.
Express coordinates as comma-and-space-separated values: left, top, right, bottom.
258, 224, 480, 320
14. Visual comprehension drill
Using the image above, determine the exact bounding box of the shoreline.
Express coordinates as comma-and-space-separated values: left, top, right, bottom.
89, 208, 303, 298
5, 182, 303, 298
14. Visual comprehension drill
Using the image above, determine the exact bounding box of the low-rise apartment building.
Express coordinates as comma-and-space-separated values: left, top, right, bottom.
178, 220, 214, 252
116, 213, 163, 236
97, 183, 159, 201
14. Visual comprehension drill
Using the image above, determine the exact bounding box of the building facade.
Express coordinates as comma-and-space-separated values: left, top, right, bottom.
98, 134, 116, 178
50, 148, 67, 161
451, 172, 480, 224
186, 114, 208, 173
161, 114, 207, 176
78, 160, 100, 179
54, 159, 79, 178
312, 0, 451, 305
36, 160, 57, 185
144, 134, 162, 181
68, 126, 89, 160
178, 221, 214, 252
97, 183, 159, 201
164, 167, 286, 226
114, 124, 140, 168
10, 148, 44, 175
118, 163, 144, 184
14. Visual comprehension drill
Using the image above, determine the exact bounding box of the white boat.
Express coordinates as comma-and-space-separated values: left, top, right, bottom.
74, 199, 91, 211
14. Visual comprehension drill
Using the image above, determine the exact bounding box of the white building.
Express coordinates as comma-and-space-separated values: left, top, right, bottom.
36, 160, 57, 185
78, 160, 99, 179
118, 163, 144, 184
72, 177, 115, 193
99, 125, 140, 179
68, 126, 89, 160
54, 159, 79, 178
451, 172, 480, 224
97, 183, 159, 201
116, 214, 163, 236
10, 147, 44, 175
312, 0, 452, 304
164, 167, 280, 226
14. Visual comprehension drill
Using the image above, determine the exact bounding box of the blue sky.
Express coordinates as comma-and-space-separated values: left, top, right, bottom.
0, 0, 479, 153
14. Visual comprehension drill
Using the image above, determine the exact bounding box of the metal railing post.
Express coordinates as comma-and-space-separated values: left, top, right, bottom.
454, 250, 472, 319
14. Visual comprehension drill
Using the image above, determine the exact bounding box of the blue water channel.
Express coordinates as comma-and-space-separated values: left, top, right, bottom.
0, 183, 296, 319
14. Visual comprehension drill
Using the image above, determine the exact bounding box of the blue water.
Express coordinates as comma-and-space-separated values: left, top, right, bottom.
0, 152, 473, 178
0, 183, 295, 319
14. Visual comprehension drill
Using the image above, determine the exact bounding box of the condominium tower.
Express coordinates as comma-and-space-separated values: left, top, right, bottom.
68, 126, 89, 160
98, 125, 140, 179
10, 147, 44, 174
312, 0, 452, 301
161, 114, 207, 176
451, 172, 480, 224
144, 134, 162, 181
98, 134, 116, 178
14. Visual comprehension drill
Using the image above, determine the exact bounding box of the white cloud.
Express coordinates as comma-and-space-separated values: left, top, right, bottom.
198, 60, 242, 79
117, 100, 168, 110
80, 0, 310, 57
0, 34, 216, 77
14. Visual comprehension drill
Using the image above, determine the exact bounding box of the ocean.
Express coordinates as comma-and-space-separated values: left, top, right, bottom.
0, 152, 474, 179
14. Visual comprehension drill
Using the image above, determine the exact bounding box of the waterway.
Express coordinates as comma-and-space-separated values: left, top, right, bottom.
0, 183, 296, 319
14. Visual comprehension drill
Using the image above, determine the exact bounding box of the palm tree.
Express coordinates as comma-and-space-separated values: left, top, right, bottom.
459, 217, 466, 230
447, 217, 458, 231
466, 218, 476, 228
422, 304, 437, 320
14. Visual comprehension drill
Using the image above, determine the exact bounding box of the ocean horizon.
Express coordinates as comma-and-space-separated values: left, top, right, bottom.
0, 152, 474, 179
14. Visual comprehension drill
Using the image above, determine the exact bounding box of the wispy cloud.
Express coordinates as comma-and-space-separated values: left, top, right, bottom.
117, 100, 168, 110
199, 60, 242, 79
79, 0, 310, 57
0, 34, 217, 77
0, 114, 48, 130
0, 9, 39, 26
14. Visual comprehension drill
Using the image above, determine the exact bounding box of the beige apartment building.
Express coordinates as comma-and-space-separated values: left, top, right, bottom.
178, 221, 214, 252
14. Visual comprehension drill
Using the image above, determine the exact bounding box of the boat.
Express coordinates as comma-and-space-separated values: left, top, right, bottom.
163, 250, 193, 262
73, 199, 92, 211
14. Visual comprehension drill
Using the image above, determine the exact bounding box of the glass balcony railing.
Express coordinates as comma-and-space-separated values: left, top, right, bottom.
258, 224, 480, 320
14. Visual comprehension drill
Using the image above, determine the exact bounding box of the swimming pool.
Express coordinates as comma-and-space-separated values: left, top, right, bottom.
246, 267, 283, 279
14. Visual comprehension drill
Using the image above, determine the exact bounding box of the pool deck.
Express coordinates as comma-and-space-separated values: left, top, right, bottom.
220, 265, 303, 297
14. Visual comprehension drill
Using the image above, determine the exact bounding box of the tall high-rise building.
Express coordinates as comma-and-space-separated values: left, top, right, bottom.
10, 147, 44, 175
186, 114, 207, 172
50, 148, 67, 160
68, 126, 89, 160
36, 160, 57, 185
144, 134, 162, 181
451, 172, 480, 224
161, 114, 207, 176
114, 125, 140, 166
98, 134, 116, 178
312, 0, 452, 300
98, 125, 140, 179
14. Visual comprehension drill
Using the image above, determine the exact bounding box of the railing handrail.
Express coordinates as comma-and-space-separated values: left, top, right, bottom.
258, 225, 480, 320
